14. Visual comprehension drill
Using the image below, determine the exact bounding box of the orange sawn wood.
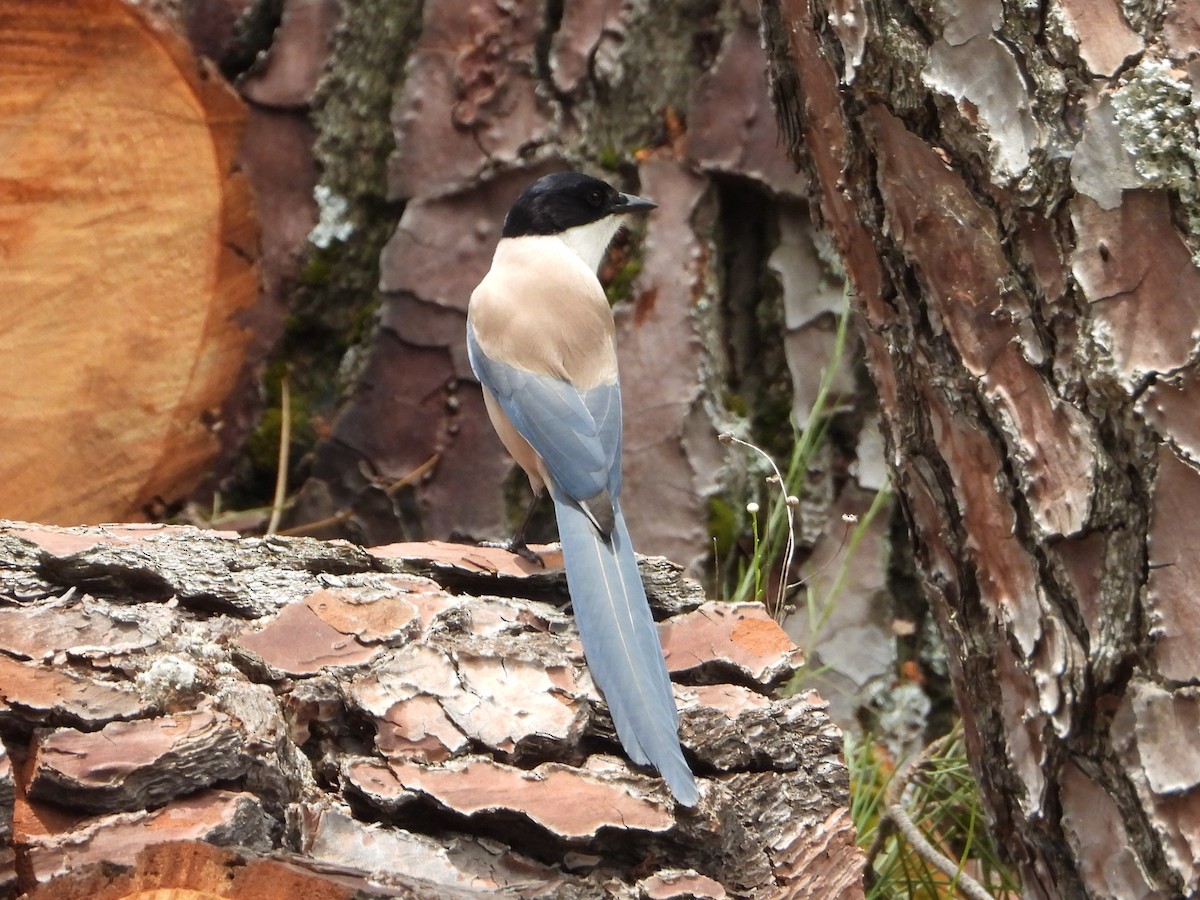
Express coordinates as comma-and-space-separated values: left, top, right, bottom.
0, 0, 259, 524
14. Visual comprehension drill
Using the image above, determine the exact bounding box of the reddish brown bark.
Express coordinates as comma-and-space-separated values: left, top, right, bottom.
0, 522, 863, 897
763, 0, 1200, 895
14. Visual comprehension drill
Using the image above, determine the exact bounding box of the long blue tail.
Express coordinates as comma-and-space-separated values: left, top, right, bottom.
553, 491, 698, 806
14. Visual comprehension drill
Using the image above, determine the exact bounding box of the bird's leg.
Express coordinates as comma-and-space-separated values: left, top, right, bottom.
479, 491, 545, 565
504, 490, 545, 564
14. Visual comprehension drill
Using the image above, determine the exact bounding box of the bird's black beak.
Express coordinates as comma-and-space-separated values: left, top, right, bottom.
615, 192, 657, 213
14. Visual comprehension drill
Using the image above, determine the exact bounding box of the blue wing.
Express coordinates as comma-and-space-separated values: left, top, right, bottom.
467, 322, 622, 503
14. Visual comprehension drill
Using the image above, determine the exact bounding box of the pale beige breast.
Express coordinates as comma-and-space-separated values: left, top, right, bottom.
468, 236, 619, 390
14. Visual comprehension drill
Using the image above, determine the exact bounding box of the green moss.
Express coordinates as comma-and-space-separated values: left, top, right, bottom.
722, 391, 749, 418
298, 0, 424, 341
299, 247, 335, 288
243, 406, 283, 476
753, 386, 796, 457
345, 299, 381, 349
224, 358, 319, 510
289, 0, 421, 358
579, 0, 734, 159
604, 256, 644, 306
220, 1, 423, 513
707, 495, 741, 570
737, 259, 794, 458
312, 0, 422, 207
597, 146, 624, 172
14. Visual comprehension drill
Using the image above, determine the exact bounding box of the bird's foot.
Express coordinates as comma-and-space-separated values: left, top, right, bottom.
477, 537, 545, 567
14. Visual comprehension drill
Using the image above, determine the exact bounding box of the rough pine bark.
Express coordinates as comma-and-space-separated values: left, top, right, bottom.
762, 0, 1200, 896
0, 522, 861, 897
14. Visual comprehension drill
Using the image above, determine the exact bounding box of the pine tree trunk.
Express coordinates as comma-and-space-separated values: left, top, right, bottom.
763, 0, 1200, 895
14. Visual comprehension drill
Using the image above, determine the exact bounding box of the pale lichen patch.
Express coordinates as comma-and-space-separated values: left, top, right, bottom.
1071, 94, 1146, 210
931, 0, 1002, 46
922, 35, 1038, 182
826, 0, 869, 81
1111, 57, 1200, 263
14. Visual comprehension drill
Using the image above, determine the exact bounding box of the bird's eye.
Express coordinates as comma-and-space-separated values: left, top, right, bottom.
588, 190, 603, 207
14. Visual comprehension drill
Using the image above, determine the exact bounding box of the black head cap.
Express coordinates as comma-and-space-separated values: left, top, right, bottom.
502, 172, 656, 238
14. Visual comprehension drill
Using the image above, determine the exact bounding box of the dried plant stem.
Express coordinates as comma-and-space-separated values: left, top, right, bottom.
721, 432, 795, 619
278, 452, 441, 537
882, 803, 993, 900
872, 731, 994, 900
266, 372, 292, 536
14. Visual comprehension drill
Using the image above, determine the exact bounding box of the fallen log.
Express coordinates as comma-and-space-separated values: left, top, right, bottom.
0, 522, 864, 897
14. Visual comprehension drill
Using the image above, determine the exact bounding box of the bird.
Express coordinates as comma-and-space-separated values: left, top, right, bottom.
465, 171, 698, 806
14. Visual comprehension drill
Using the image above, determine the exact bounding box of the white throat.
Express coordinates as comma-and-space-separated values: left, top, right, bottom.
556, 216, 624, 272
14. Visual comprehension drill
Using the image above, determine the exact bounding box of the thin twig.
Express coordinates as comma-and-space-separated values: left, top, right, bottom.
878, 730, 994, 900
883, 730, 956, 808
791, 488, 890, 637
883, 804, 993, 900
712, 536, 722, 600
266, 372, 292, 536
380, 452, 440, 496
788, 515, 854, 591
277, 452, 440, 537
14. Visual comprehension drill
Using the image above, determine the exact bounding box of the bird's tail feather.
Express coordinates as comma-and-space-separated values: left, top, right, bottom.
553, 492, 698, 806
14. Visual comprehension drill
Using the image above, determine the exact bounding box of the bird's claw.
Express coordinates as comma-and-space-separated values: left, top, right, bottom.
478, 538, 545, 567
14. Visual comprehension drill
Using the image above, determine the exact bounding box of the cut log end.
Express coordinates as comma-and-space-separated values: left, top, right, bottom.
0, 0, 261, 525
